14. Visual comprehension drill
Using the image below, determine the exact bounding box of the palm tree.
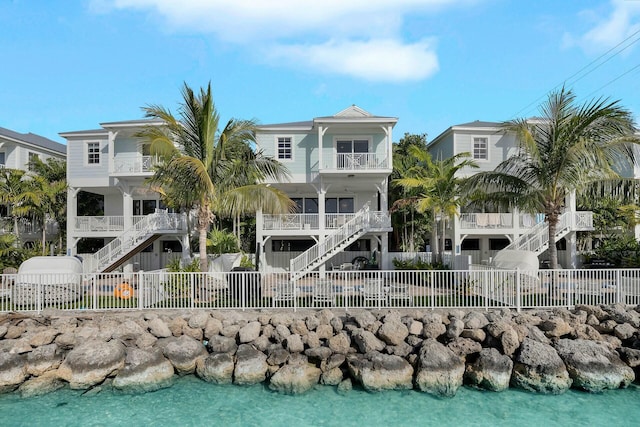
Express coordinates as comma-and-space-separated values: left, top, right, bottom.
466, 87, 639, 268
139, 82, 293, 271
0, 168, 30, 243
20, 175, 67, 254
394, 145, 478, 264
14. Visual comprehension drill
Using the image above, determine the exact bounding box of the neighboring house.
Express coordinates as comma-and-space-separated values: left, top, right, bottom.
0, 126, 66, 246
427, 120, 594, 268
60, 120, 189, 273
254, 105, 396, 277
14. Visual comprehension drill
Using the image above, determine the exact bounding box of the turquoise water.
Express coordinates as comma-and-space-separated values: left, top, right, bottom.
1, 378, 639, 427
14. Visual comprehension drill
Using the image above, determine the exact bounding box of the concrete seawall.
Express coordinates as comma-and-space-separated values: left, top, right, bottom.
1, 305, 639, 397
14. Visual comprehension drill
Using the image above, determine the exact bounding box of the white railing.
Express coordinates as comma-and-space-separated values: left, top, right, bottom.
2, 267, 638, 312
459, 213, 545, 229
289, 208, 390, 280
112, 154, 156, 174
262, 214, 319, 231
83, 211, 186, 273
502, 211, 593, 253
73, 216, 147, 233
0, 217, 59, 236
334, 153, 388, 170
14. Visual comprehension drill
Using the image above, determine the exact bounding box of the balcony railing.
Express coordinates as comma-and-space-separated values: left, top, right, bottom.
262, 213, 363, 231
73, 216, 147, 233
0, 217, 59, 236
330, 153, 389, 171
112, 154, 156, 174
459, 212, 592, 231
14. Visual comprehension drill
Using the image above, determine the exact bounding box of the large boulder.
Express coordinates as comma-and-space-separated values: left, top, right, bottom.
238, 322, 262, 344
511, 338, 571, 394
352, 329, 385, 353
378, 319, 409, 346
57, 339, 125, 389
159, 335, 207, 374
465, 348, 513, 392
0, 352, 27, 394
234, 344, 268, 385
269, 363, 321, 394
207, 335, 238, 355
112, 347, 175, 392
415, 339, 464, 397
347, 352, 413, 392
26, 343, 64, 376
554, 339, 635, 392
18, 370, 64, 398
196, 353, 235, 384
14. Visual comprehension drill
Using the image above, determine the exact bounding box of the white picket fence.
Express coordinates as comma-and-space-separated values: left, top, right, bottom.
1, 267, 639, 313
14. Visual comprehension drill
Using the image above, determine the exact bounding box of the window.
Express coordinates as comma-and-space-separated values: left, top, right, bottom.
461, 239, 480, 251
0, 152, 5, 167
291, 197, 318, 213
272, 239, 315, 252
87, 142, 100, 164
28, 152, 39, 171
133, 200, 157, 215
346, 239, 371, 251
277, 137, 292, 160
489, 238, 510, 251
473, 137, 488, 160
162, 241, 183, 253
326, 197, 354, 213
337, 139, 369, 154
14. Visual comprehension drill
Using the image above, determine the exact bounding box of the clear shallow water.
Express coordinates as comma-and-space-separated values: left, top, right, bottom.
1, 378, 639, 427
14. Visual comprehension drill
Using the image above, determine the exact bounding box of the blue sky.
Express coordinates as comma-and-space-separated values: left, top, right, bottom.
1, 0, 640, 144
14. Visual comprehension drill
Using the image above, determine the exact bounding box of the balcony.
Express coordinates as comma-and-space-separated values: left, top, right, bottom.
458, 212, 593, 232
73, 216, 147, 233
261, 212, 390, 232
320, 152, 390, 173
0, 217, 59, 237
112, 154, 156, 175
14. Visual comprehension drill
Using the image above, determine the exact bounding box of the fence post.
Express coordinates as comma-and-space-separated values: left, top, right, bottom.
484, 269, 488, 311
616, 269, 623, 305
241, 273, 246, 311
138, 271, 143, 310
515, 268, 521, 313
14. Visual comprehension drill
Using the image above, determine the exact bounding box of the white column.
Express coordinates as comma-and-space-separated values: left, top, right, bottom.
66, 187, 79, 256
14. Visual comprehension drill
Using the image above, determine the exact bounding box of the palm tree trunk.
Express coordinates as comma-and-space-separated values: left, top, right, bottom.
439, 217, 446, 265
548, 214, 559, 269
431, 209, 438, 263
198, 205, 210, 272
42, 225, 46, 256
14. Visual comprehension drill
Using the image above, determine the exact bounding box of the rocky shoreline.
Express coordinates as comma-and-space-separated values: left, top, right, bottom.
1, 305, 639, 398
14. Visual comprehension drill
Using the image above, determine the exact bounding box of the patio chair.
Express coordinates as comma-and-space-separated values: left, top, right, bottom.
313, 279, 335, 307
361, 278, 386, 306
272, 281, 296, 307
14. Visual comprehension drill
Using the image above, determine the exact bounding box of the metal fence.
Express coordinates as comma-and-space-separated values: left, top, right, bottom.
1, 268, 639, 313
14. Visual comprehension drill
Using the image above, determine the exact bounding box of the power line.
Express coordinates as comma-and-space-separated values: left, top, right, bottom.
509, 28, 640, 119
581, 62, 640, 100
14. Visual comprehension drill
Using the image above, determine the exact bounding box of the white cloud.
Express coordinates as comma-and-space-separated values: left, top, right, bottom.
268, 39, 439, 83
567, 0, 640, 54
99, 0, 465, 82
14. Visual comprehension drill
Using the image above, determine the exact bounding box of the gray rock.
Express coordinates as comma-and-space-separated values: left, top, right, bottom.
267, 346, 290, 366
554, 339, 635, 392
511, 338, 571, 394
347, 352, 413, 392
203, 317, 223, 339
328, 333, 351, 354
447, 337, 482, 359
182, 325, 204, 341
352, 329, 385, 353
135, 332, 158, 349
415, 339, 464, 397
337, 378, 352, 394
113, 347, 175, 392
290, 320, 309, 336
501, 327, 520, 356
353, 311, 377, 329
147, 318, 173, 338
274, 324, 292, 343
269, 363, 321, 394
384, 342, 413, 358
316, 324, 334, 340
112, 320, 146, 342
159, 335, 207, 374
596, 319, 618, 334
465, 348, 513, 392
0, 324, 7, 339
408, 320, 423, 336
378, 320, 409, 345
422, 315, 446, 339
614, 323, 636, 341
619, 347, 640, 367
320, 367, 343, 386
26, 343, 63, 376
18, 370, 64, 398
271, 313, 294, 327
305, 346, 333, 362
27, 329, 58, 347
234, 344, 268, 385
285, 334, 304, 353
324, 354, 346, 371
57, 340, 125, 389
196, 353, 235, 384
305, 315, 320, 331
330, 317, 343, 333
207, 335, 238, 355
238, 321, 262, 343
221, 324, 240, 339
538, 317, 573, 338
188, 311, 210, 329
304, 331, 321, 349
463, 311, 489, 329
446, 318, 465, 339
460, 328, 486, 343
0, 352, 27, 394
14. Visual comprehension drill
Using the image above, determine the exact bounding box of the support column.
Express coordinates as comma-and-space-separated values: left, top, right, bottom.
66, 187, 79, 256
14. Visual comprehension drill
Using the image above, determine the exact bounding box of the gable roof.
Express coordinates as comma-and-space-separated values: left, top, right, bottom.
0, 126, 66, 155
258, 105, 397, 130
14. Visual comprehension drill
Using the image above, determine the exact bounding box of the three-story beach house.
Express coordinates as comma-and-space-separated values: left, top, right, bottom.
427, 120, 594, 268
254, 105, 396, 278
0, 126, 66, 247
61, 120, 189, 273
